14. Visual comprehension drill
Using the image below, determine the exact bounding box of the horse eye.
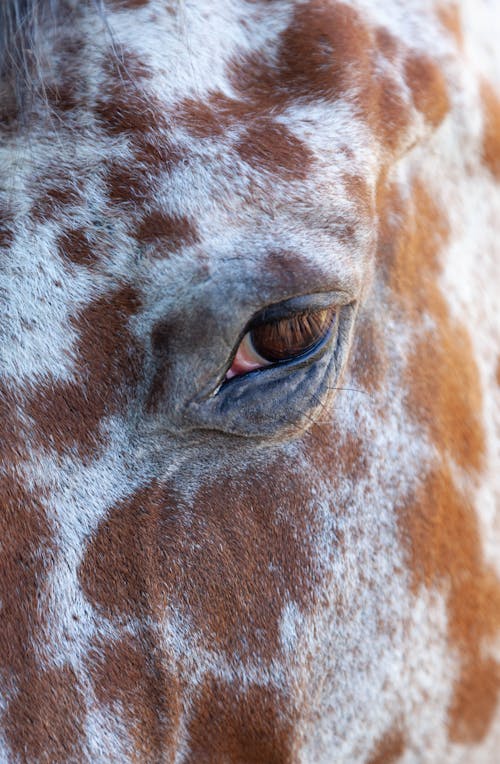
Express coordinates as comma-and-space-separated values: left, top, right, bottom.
226, 307, 337, 380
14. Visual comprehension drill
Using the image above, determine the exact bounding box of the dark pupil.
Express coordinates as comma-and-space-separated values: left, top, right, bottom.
250, 307, 335, 363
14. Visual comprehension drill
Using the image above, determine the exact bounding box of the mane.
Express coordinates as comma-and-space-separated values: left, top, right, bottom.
0, 0, 96, 111
1, 1, 52, 78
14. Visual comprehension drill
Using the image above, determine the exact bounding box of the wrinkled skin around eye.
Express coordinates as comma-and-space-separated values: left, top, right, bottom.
226, 308, 337, 380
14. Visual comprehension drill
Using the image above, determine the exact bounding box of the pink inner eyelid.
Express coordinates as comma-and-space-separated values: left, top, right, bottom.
225, 333, 271, 380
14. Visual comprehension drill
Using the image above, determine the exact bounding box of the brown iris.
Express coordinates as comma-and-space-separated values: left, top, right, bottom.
250, 307, 336, 363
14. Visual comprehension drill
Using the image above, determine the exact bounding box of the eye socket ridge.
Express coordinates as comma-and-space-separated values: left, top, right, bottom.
247, 290, 349, 326
225, 297, 341, 381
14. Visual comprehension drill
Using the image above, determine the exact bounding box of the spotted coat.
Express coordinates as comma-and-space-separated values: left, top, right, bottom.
0, 0, 499, 762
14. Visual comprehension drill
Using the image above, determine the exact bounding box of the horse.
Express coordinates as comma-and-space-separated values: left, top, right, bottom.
1, 0, 499, 761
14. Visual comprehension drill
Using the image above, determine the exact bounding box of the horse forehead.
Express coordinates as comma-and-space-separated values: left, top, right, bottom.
16, 0, 456, 304
94, 0, 442, 150
31, 0, 452, 191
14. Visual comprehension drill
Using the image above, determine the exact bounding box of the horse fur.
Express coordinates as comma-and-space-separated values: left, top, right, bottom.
1, 1, 499, 762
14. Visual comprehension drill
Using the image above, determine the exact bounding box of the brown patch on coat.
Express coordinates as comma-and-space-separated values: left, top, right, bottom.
376, 177, 448, 307
0, 379, 55, 750
437, 3, 464, 49
105, 160, 151, 205
449, 656, 500, 743
0, 472, 84, 760
263, 250, 325, 298
105, 48, 153, 82
242, 1, 371, 106
480, 79, 500, 180
178, 91, 312, 180
33, 35, 87, 137
375, 27, 399, 61
79, 485, 160, 620
342, 172, 372, 214
0, 208, 14, 248
45, 81, 80, 113
89, 633, 182, 758
95, 53, 165, 138
236, 120, 313, 179
136, 210, 198, 253
182, 5, 418, 161
378, 175, 500, 742
368, 74, 412, 152
401, 469, 500, 743
132, 136, 181, 174
0, 476, 53, 679
177, 96, 229, 139
4, 665, 85, 763
350, 315, 388, 394
146, 319, 172, 412
404, 53, 450, 128
109, 0, 150, 8
26, 286, 142, 457
186, 678, 297, 763
79, 462, 323, 663
378, 179, 482, 470
367, 726, 406, 764
318, 429, 368, 488
47, 59, 81, 111
229, 2, 420, 155
0, 90, 20, 127
227, 0, 374, 134
57, 228, 96, 266
437, 4, 464, 48
31, 174, 82, 222
0, 384, 23, 465
97, 52, 181, 196
407, 321, 484, 472
95, 90, 161, 137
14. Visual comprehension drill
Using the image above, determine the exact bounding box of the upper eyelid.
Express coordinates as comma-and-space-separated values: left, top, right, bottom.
246, 291, 350, 330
